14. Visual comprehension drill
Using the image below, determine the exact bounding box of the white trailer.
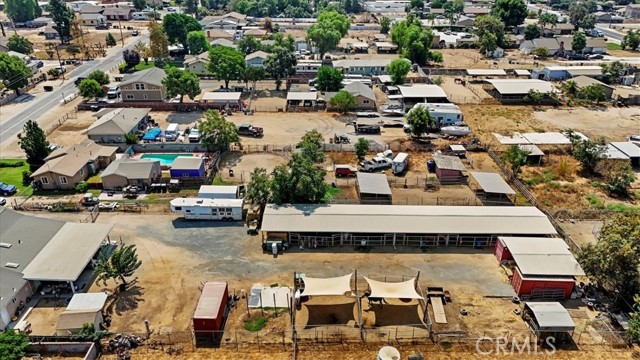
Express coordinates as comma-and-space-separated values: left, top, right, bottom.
198, 185, 240, 199
392, 152, 409, 174
170, 198, 244, 220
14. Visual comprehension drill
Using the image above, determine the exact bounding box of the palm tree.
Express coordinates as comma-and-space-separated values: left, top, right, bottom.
94, 244, 142, 289
562, 80, 578, 97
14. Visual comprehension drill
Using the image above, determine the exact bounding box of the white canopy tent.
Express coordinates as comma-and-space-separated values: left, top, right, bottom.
301, 274, 353, 296
364, 277, 423, 299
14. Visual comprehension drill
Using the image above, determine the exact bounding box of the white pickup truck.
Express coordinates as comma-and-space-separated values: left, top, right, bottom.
360, 156, 392, 172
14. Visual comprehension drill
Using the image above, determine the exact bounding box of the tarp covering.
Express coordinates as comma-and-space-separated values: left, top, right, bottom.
301, 274, 353, 296
364, 277, 423, 299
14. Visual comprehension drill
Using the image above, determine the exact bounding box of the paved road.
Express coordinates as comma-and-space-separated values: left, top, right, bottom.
595, 24, 624, 43
0, 34, 149, 146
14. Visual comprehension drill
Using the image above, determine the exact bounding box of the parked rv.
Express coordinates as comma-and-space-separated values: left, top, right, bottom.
164, 123, 179, 141
170, 198, 244, 220
392, 152, 409, 175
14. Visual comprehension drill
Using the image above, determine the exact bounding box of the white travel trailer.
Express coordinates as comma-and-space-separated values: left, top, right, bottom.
197, 185, 242, 199
392, 152, 409, 174
170, 198, 244, 220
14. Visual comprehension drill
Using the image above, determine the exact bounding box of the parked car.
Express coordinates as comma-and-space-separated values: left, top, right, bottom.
0, 197, 6, 206
236, 124, 263, 137
188, 128, 201, 143
359, 157, 392, 172
131, 30, 139, 36
74, 77, 87, 86
167, 6, 177, 11
335, 165, 357, 177
107, 86, 121, 99
588, 54, 604, 60
95, 23, 110, 30
35, 60, 44, 68
0, 182, 18, 196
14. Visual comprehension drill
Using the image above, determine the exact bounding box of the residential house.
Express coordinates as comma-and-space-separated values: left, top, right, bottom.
43, 25, 59, 40
26, 16, 52, 27
170, 157, 206, 178
7, 51, 38, 74
243, 29, 267, 38
541, 23, 574, 36
183, 51, 210, 74
68, 1, 100, 12
364, 0, 407, 13
204, 18, 242, 30
78, 4, 105, 14
584, 37, 607, 54
519, 37, 567, 55
31, 139, 116, 190
332, 58, 394, 76
100, 158, 162, 189
463, 6, 490, 16
119, 67, 167, 102
567, 75, 614, 100
210, 38, 236, 48
79, 13, 106, 26
534, 66, 603, 81
374, 41, 398, 53
295, 60, 323, 75
205, 28, 234, 41
103, 6, 134, 21
201, 12, 247, 29
398, 84, 450, 109
325, 82, 377, 111
410, 103, 463, 126
625, 4, 640, 18
245, 50, 269, 68
85, 107, 151, 143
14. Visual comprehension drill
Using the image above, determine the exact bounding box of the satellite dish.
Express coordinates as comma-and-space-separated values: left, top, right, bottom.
378, 346, 400, 360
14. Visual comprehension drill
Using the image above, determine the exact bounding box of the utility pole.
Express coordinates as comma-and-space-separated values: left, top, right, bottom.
54, 45, 65, 81
118, 18, 125, 47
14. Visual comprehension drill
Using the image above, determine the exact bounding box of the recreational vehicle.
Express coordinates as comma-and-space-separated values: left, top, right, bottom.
170, 198, 244, 220
392, 152, 409, 174
197, 185, 244, 199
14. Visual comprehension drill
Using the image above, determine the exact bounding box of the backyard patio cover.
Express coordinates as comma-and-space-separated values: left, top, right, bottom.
364, 277, 423, 299
470, 172, 515, 195
525, 302, 575, 332
301, 274, 353, 296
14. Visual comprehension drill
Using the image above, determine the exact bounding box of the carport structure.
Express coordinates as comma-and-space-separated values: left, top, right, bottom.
470, 172, 516, 205
356, 172, 392, 204
522, 302, 575, 341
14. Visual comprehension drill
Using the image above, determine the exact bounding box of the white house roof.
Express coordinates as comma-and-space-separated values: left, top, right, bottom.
398, 84, 447, 99
201, 92, 242, 101
466, 69, 507, 76
287, 92, 317, 101
470, 172, 515, 195
604, 144, 630, 160
245, 50, 270, 61
356, 172, 392, 195
261, 204, 558, 235
485, 79, 557, 95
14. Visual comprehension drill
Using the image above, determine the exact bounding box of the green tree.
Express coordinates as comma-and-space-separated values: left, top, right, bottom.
65, 44, 81, 58
246, 167, 271, 206
133, 0, 146, 11
479, 32, 498, 55
17, 119, 51, 166
73, 323, 107, 341
185, 0, 198, 15
501, 145, 530, 174
162, 13, 203, 51
532, 47, 549, 59
562, 80, 578, 97
595, 161, 636, 197
355, 137, 369, 159
569, 1, 596, 29
601, 61, 624, 84
78, 79, 105, 99
124, 132, 139, 144
94, 244, 142, 287
473, 15, 505, 48
380, 16, 391, 34
629, 296, 640, 343
106, 33, 117, 46
149, 21, 169, 63
491, 0, 527, 28
7, 34, 34, 54
50, 0, 74, 44
0, 52, 32, 94
430, 51, 443, 63
622, 29, 640, 50
87, 70, 110, 85
387, 58, 411, 85
307, 10, 350, 58
238, 36, 263, 55
406, 106, 434, 137
242, 66, 265, 89
288, 153, 328, 203
270, 164, 291, 204
298, 130, 325, 163
578, 84, 606, 103
443, 0, 464, 27
430, 0, 445, 7
390, 15, 436, 66
409, 0, 423, 9
134, 42, 151, 64
208, 46, 246, 89
578, 212, 640, 301
572, 31, 587, 54
524, 89, 543, 104
198, 110, 240, 150
572, 139, 605, 173
5, 0, 41, 23
316, 65, 344, 91
580, 14, 597, 30
524, 24, 540, 41
264, 45, 297, 90
538, 12, 558, 29
186, 31, 209, 55
329, 90, 356, 114
163, 67, 201, 103
0, 330, 29, 360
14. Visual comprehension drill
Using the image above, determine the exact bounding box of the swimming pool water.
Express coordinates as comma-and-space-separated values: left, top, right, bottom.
140, 153, 190, 166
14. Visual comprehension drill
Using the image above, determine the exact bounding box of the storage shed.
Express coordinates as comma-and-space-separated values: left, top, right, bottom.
522, 302, 575, 339
432, 154, 467, 184
519, 144, 544, 165
610, 141, 640, 167
170, 157, 205, 178
193, 281, 229, 338
356, 172, 392, 204
495, 237, 584, 300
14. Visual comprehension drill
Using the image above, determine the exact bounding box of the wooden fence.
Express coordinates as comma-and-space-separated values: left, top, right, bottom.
45, 111, 78, 135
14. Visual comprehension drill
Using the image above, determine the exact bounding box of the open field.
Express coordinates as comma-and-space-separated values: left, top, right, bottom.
0, 159, 32, 196
533, 107, 640, 142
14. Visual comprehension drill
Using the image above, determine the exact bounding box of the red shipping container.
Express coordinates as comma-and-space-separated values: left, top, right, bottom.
193, 281, 228, 337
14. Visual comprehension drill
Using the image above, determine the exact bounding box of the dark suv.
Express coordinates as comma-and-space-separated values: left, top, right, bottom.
236, 124, 264, 137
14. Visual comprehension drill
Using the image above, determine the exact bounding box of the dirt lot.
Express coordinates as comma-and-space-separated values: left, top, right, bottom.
559, 220, 602, 248
533, 107, 640, 142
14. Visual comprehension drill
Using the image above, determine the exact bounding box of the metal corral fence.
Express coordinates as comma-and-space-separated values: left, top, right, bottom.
486, 148, 538, 206
45, 111, 78, 135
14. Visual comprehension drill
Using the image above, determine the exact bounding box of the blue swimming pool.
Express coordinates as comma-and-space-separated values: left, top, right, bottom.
140, 153, 192, 166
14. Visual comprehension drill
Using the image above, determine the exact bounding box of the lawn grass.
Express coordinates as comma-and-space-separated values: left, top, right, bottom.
212, 175, 229, 185
322, 186, 340, 202
243, 317, 268, 332
0, 159, 33, 196
607, 42, 622, 51
119, 61, 156, 72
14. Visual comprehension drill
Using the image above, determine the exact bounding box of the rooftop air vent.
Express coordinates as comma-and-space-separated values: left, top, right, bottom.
0, 243, 12, 248
5, 262, 19, 269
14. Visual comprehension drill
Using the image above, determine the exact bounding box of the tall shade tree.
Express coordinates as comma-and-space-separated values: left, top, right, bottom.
94, 244, 142, 287
106, 33, 117, 46
288, 153, 328, 203
473, 15, 505, 48
87, 70, 110, 85
390, 14, 436, 66
0, 52, 32, 94
479, 32, 498, 55
306, 10, 350, 58
355, 137, 370, 159
443, 0, 464, 27
162, 67, 201, 103
198, 110, 240, 150
7, 34, 34, 54
246, 167, 271, 207
162, 13, 203, 51
78, 79, 106, 99
264, 46, 297, 90
17, 119, 51, 166
242, 66, 265, 90
380, 16, 391, 34
329, 90, 356, 114
491, 0, 527, 28
524, 24, 540, 41
186, 31, 209, 55
133, 0, 146, 11
406, 106, 434, 137
208, 46, 245, 89
622, 29, 640, 51
386, 58, 411, 85
50, 0, 74, 44
238, 36, 263, 55
0, 330, 29, 360
5, 0, 41, 23
316, 65, 343, 92
572, 31, 587, 54
149, 21, 170, 63
538, 12, 558, 29
298, 130, 325, 163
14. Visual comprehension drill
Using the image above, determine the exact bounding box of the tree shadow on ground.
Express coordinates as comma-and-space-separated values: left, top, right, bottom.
105, 281, 145, 316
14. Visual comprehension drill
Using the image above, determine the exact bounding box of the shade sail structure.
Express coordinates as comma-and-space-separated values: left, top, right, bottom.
301, 274, 353, 296
364, 277, 423, 299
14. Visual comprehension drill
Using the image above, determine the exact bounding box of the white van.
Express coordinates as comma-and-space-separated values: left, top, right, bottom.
132, 12, 148, 20
392, 152, 409, 175
164, 123, 179, 141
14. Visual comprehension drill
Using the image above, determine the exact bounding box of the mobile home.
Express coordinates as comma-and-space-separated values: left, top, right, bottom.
410, 103, 463, 125
170, 198, 244, 220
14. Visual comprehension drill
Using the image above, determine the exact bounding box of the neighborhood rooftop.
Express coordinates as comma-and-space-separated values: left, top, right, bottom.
85, 108, 151, 136
500, 237, 585, 277
484, 79, 557, 95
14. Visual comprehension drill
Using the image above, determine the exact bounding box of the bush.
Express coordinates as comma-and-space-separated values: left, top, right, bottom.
124, 132, 139, 144
0, 161, 25, 168
75, 181, 89, 193
22, 170, 32, 186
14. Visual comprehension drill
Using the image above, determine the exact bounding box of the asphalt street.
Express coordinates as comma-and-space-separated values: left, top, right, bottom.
0, 34, 149, 146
